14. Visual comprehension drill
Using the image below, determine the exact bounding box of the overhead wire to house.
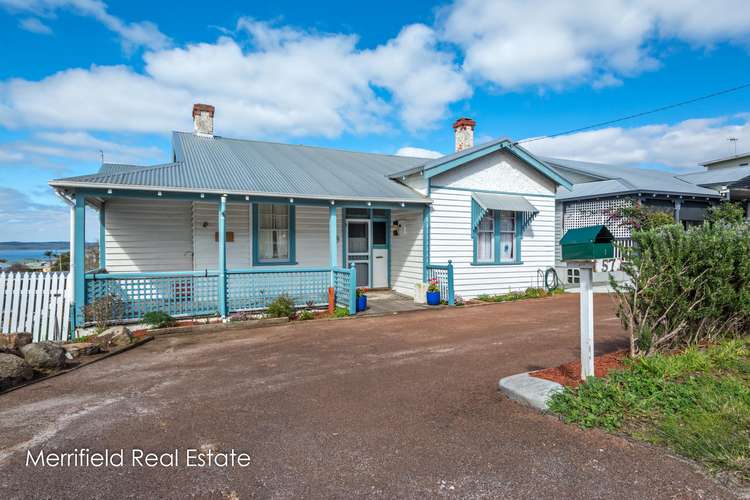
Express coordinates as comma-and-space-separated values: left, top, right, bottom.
517, 82, 750, 145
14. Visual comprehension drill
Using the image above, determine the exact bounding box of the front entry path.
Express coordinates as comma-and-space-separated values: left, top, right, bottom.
0, 295, 734, 499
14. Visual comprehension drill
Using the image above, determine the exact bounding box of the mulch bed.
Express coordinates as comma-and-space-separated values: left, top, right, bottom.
530, 350, 629, 388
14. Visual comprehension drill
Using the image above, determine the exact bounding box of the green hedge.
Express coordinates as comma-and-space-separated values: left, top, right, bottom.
614, 222, 750, 355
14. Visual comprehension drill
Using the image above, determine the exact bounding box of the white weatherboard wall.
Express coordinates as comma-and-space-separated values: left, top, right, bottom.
390, 209, 423, 297
429, 150, 557, 298
193, 202, 250, 270
105, 199, 193, 272
106, 200, 342, 273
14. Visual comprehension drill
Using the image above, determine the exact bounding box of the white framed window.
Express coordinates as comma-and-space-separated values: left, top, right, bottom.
476, 211, 495, 262
499, 211, 516, 262
256, 204, 292, 263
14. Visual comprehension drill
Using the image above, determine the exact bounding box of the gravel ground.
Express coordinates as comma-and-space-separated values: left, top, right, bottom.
0, 294, 736, 499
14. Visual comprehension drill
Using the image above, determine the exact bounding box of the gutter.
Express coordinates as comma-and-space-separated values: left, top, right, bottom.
47, 181, 432, 205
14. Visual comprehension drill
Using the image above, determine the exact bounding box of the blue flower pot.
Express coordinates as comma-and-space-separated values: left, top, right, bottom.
356, 295, 367, 312
426, 291, 441, 305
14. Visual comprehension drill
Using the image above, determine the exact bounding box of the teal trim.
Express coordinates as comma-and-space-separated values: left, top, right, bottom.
73, 195, 86, 333
424, 142, 508, 180
471, 196, 488, 232
447, 260, 455, 306
98, 203, 106, 270
329, 205, 337, 270
252, 203, 296, 266
420, 140, 572, 190
218, 196, 228, 317
515, 211, 523, 262
493, 210, 501, 263
471, 209, 523, 265
430, 185, 556, 198
342, 217, 347, 267
76, 188, 429, 209
422, 205, 430, 282
348, 263, 357, 315
470, 261, 525, 267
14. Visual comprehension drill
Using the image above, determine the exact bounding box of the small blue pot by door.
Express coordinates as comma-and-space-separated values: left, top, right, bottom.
426, 291, 440, 306
357, 295, 367, 312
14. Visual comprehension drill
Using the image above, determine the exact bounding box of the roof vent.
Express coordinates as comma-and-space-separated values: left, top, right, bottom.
192, 103, 215, 137
453, 117, 476, 152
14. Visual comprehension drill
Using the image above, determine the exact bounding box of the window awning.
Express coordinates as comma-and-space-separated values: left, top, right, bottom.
471, 192, 539, 232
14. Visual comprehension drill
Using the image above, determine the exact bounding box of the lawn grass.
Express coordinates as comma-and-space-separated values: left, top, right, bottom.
548, 339, 750, 480
477, 287, 564, 303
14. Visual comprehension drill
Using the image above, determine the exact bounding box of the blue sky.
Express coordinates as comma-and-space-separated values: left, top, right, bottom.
1, 0, 749, 241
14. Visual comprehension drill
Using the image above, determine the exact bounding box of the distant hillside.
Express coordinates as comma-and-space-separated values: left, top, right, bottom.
0, 241, 70, 250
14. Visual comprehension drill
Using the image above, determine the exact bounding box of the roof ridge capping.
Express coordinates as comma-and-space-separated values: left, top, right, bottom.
388, 137, 573, 190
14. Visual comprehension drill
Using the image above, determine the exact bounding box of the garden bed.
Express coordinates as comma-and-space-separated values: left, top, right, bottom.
547, 340, 750, 484
530, 351, 628, 387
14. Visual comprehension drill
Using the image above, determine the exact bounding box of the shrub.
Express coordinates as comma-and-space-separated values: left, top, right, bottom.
333, 306, 350, 318
298, 310, 314, 321
267, 294, 295, 318
613, 222, 750, 355
706, 202, 745, 225
84, 294, 125, 333
606, 201, 677, 231
427, 279, 440, 293
142, 311, 177, 329
454, 295, 465, 306
356, 287, 368, 298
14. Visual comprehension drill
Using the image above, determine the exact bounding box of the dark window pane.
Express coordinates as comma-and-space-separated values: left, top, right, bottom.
373, 221, 386, 245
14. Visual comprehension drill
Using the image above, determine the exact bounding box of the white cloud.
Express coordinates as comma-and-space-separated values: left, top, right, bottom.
0, 21, 469, 138
523, 114, 750, 170
439, 0, 750, 89
0, 187, 69, 241
18, 17, 52, 35
0, 0, 170, 53
0, 147, 24, 163
395, 146, 443, 159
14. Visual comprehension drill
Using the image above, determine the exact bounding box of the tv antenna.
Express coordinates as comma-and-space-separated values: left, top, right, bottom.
99, 149, 104, 165
728, 137, 738, 155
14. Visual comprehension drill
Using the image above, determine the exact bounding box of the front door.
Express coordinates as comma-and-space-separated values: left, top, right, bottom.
346, 220, 370, 288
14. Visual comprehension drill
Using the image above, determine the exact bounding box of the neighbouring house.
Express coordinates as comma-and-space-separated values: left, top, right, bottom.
49, 105, 572, 330
676, 151, 750, 213
542, 157, 722, 284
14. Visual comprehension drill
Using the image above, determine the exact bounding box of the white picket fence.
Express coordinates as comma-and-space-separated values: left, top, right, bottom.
0, 272, 71, 342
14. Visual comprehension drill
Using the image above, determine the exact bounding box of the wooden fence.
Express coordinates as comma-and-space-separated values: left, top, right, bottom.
0, 272, 71, 342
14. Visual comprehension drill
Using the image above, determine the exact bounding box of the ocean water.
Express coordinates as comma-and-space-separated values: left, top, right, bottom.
0, 248, 65, 265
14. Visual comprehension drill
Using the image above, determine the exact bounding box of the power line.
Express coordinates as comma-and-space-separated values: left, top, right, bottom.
518, 82, 750, 145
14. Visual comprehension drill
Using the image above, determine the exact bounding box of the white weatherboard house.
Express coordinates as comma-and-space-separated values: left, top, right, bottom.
49, 105, 571, 331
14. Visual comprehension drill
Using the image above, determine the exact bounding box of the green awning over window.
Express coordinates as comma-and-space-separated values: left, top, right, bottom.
471, 192, 539, 233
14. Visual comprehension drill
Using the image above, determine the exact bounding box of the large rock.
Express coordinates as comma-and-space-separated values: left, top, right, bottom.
20, 342, 67, 371
62, 342, 101, 359
95, 326, 133, 349
0, 353, 34, 390
0, 333, 33, 355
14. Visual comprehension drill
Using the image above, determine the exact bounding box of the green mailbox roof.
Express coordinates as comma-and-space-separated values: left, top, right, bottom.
559, 225, 613, 245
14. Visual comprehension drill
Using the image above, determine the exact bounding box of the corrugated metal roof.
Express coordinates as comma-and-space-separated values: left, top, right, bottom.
97, 163, 176, 175
51, 132, 431, 203
545, 157, 721, 200
700, 151, 750, 166
676, 165, 750, 186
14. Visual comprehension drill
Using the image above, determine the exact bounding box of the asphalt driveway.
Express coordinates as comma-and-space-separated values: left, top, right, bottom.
0, 294, 735, 499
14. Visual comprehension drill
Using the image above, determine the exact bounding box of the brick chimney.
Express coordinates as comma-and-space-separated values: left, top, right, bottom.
453, 117, 476, 152
192, 103, 215, 137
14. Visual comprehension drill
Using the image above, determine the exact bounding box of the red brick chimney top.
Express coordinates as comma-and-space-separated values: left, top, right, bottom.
192, 103, 215, 117
452, 117, 476, 129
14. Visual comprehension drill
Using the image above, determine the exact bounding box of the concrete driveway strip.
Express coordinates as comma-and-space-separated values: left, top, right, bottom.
0, 294, 735, 499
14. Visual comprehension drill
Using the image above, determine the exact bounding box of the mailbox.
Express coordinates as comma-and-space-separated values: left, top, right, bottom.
560, 225, 614, 261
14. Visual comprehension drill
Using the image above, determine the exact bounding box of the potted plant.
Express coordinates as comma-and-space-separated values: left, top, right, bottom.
426, 279, 441, 305
356, 287, 368, 312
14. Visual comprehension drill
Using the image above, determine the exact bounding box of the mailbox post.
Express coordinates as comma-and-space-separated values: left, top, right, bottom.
559, 225, 615, 381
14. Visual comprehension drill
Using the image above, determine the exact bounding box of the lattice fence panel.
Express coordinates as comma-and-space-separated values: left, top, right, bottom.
562, 198, 634, 239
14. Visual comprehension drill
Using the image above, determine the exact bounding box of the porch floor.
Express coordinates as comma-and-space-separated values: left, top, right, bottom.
360, 290, 430, 315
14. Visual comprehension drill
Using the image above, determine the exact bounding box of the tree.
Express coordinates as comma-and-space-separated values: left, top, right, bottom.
706, 202, 745, 225
7, 263, 31, 272
606, 201, 677, 232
